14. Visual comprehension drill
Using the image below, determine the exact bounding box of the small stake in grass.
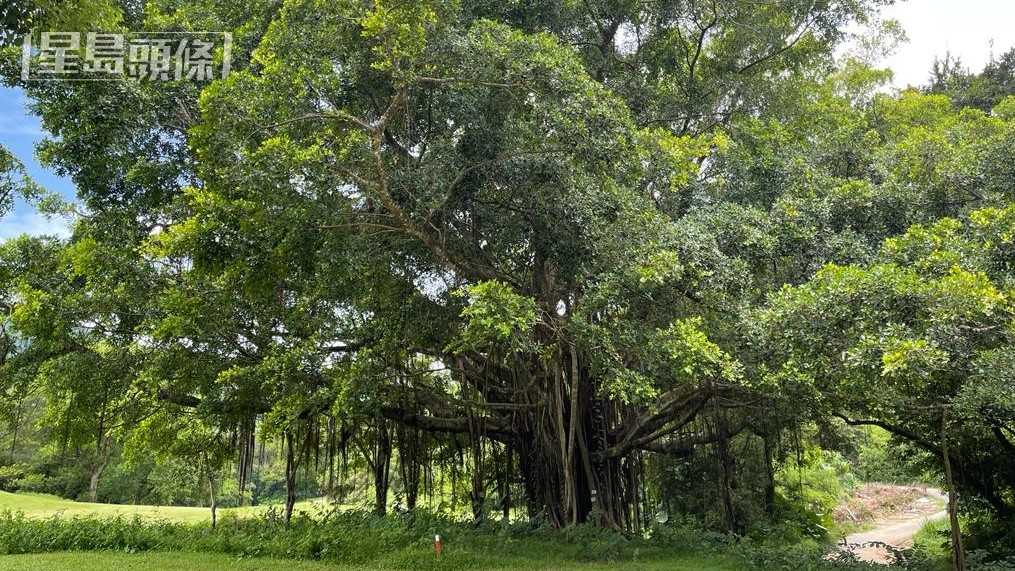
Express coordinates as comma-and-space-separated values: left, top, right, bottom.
435, 534, 442, 555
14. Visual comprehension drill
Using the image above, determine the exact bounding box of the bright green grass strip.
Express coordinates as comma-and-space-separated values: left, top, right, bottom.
0, 491, 332, 522
0, 551, 743, 571
0, 551, 345, 570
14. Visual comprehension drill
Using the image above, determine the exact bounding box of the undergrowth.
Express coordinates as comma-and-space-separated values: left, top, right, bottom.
0, 505, 998, 570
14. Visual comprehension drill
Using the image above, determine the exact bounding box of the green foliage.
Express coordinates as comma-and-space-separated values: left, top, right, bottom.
965, 551, 1015, 571
360, 0, 440, 74
732, 541, 897, 571
449, 281, 540, 355
776, 447, 856, 528
6, 0, 1015, 552
759, 204, 1015, 518
0, 508, 737, 569
852, 427, 932, 484
653, 318, 742, 387
0, 551, 343, 571
927, 48, 1015, 113
561, 522, 629, 562
0, 147, 30, 218
0, 0, 122, 47
0, 505, 962, 570
649, 518, 930, 571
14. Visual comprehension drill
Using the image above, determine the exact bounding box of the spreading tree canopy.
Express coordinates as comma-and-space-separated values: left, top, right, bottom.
13, 0, 1015, 533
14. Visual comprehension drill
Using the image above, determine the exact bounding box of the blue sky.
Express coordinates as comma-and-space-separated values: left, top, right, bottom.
0, 86, 74, 240
3, 0, 1015, 240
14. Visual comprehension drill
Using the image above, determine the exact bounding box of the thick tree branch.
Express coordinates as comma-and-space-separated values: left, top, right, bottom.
379, 405, 513, 443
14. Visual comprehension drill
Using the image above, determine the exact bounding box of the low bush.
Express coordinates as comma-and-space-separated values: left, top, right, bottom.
0, 506, 996, 571
0, 507, 649, 569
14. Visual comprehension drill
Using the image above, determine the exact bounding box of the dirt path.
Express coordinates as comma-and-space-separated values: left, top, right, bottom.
841, 488, 948, 564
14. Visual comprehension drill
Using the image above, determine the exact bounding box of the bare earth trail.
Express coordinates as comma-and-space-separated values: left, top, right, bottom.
842, 488, 948, 564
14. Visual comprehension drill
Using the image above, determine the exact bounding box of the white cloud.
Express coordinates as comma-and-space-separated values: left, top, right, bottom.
0, 209, 71, 241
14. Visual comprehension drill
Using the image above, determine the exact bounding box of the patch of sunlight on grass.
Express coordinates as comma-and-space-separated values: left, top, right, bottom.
0, 491, 337, 523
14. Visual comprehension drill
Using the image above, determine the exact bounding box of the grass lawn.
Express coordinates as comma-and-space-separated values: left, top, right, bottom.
0, 551, 343, 570
0, 550, 743, 571
0, 491, 328, 522
0, 492, 747, 570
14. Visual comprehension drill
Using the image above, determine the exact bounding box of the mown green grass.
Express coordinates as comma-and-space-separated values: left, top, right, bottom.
0, 491, 328, 522
0, 551, 342, 570
0, 550, 742, 571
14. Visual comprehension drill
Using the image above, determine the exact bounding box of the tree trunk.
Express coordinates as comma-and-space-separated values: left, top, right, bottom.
87, 457, 108, 503
517, 434, 541, 520
501, 442, 512, 521
713, 409, 737, 533
469, 416, 487, 523
762, 433, 776, 517
942, 409, 966, 571
8, 395, 22, 463
209, 473, 218, 529
396, 424, 421, 510
373, 420, 391, 516
283, 430, 297, 524
515, 348, 601, 528
326, 416, 338, 503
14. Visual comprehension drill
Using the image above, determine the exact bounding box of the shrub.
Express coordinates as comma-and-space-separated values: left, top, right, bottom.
561, 522, 628, 561
0, 506, 986, 570
0, 465, 28, 492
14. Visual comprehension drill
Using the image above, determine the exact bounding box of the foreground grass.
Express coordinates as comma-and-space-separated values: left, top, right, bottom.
0, 550, 741, 571
0, 491, 327, 522
0, 551, 342, 570
0, 495, 904, 571
908, 518, 953, 571
0, 508, 745, 570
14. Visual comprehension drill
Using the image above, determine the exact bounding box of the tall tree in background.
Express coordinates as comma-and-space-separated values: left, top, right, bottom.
3, 231, 155, 501
928, 47, 1015, 111
758, 203, 1015, 518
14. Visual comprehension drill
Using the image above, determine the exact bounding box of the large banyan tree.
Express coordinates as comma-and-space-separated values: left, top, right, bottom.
2, 0, 893, 529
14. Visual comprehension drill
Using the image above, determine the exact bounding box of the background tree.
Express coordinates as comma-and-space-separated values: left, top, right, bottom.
928, 46, 1015, 112
757, 204, 1015, 519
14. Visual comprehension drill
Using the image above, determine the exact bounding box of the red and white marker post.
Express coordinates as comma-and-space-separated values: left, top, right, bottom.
434, 534, 442, 555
